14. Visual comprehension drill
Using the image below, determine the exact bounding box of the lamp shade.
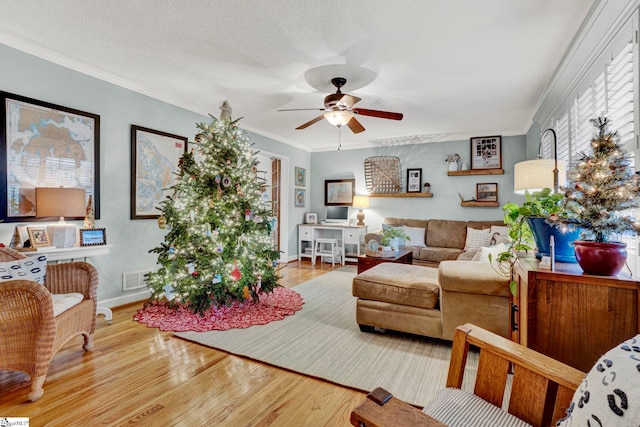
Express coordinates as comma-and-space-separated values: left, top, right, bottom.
352, 195, 370, 209
324, 111, 353, 127
35, 187, 86, 218
513, 159, 566, 194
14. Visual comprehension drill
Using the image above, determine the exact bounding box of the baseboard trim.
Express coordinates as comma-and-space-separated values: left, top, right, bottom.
98, 290, 149, 308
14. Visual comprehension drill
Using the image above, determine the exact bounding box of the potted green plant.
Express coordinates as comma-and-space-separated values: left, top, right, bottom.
548, 116, 640, 276
380, 227, 411, 252
519, 188, 580, 263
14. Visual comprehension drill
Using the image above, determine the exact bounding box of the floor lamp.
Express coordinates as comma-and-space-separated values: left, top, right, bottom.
513, 128, 566, 194
36, 187, 87, 248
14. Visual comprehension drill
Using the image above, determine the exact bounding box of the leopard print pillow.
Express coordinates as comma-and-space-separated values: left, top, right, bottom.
556, 334, 640, 426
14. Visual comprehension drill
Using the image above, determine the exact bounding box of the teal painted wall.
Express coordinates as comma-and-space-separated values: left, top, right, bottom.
0, 44, 310, 302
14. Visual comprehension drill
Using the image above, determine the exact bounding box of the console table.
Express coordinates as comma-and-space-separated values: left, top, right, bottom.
298, 224, 367, 263
26, 245, 114, 323
512, 256, 640, 371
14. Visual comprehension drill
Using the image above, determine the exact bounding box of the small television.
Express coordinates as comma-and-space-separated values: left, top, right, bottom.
325, 206, 349, 224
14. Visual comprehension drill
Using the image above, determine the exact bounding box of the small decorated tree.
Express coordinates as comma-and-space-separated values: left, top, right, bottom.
146, 110, 281, 314
548, 116, 640, 242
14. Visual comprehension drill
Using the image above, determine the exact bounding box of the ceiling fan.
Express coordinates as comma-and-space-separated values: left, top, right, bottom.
278, 77, 403, 134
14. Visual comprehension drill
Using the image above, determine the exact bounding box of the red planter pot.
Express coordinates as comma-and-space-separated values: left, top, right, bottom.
573, 240, 627, 276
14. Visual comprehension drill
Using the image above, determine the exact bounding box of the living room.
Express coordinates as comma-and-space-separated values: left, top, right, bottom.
1, 1, 640, 425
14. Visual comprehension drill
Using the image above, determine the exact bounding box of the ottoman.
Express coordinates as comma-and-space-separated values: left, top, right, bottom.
352, 263, 442, 338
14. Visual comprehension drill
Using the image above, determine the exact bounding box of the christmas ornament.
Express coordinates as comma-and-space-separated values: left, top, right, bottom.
192, 271, 199, 278
219, 100, 232, 121
215, 245, 224, 253
236, 183, 244, 196
163, 284, 175, 301
222, 176, 231, 187
245, 209, 252, 221
158, 215, 167, 229
212, 274, 222, 284
242, 286, 250, 299
230, 260, 242, 281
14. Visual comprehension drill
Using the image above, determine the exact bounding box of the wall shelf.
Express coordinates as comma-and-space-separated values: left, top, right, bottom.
369, 192, 433, 198
460, 201, 500, 207
448, 168, 504, 176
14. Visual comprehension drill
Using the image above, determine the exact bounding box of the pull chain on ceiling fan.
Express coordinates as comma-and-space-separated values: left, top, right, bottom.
278, 77, 403, 134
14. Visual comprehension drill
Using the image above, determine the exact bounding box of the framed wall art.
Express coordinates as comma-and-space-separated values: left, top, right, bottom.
325, 179, 355, 206
131, 125, 188, 219
406, 168, 422, 193
476, 183, 498, 202
470, 135, 502, 170
295, 166, 306, 187
304, 212, 318, 224
0, 91, 100, 222
294, 188, 305, 207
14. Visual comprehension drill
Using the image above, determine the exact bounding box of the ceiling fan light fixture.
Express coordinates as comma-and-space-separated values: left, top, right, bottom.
324, 110, 353, 127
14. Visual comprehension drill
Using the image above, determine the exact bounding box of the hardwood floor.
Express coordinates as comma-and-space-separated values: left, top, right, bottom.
0, 260, 366, 426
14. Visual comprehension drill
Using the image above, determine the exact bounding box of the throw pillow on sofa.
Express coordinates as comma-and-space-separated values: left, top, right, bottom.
402, 226, 426, 247
464, 227, 492, 251
472, 243, 507, 263
0, 255, 48, 285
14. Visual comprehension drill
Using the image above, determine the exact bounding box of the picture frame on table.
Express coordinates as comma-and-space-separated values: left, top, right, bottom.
470, 135, 502, 170
294, 188, 306, 207
304, 212, 318, 224
26, 227, 51, 248
295, 166, 306, 187
476, 183, 498, 202
406, 168, 422, 193
325, 179, 355, 206
80, 228, 107, 246
131, 125, 188, 220
0, 91, 100, 223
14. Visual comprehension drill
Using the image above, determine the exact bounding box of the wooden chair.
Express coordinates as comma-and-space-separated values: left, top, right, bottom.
0, 247, 99, 401
351, 323, 585, 427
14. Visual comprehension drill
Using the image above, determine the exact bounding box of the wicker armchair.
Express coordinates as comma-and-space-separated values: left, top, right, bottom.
0, 247, 99, 401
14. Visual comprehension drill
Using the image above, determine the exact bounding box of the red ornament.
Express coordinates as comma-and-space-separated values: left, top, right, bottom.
231, 260, 242, 282
192, 271, 199, 278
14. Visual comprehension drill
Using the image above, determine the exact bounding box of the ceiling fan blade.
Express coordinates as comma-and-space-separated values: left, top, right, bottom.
278, 108, 326, 112
353, 108, 403, 121
296, 115, 325, 130
346, 116, 365, 134
339, 94, 361, 108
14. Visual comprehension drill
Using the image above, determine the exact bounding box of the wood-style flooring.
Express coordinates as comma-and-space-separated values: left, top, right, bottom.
0, 260, 366, 426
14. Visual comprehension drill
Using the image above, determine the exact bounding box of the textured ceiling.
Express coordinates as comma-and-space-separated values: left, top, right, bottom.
0, 1, 594, 151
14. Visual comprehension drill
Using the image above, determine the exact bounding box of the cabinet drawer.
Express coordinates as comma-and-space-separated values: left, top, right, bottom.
299, 226, 313, 240
344, 232, 360, 245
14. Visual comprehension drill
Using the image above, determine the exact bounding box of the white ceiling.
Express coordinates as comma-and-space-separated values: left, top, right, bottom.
0, 1, 594, 152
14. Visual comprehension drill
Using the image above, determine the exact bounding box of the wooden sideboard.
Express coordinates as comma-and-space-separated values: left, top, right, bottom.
512, 257, 640, 371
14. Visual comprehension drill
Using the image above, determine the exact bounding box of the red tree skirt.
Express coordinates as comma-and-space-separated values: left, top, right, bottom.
134, 287, 304, 332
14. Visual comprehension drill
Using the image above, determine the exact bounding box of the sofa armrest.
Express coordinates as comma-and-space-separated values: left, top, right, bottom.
438, 260, 509, 297
44, 262, 99, 301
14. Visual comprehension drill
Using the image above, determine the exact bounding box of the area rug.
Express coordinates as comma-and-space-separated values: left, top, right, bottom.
175, 268, 478, 406
134, 287, 304, 332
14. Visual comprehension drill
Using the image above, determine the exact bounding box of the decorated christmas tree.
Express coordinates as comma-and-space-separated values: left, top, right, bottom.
146, 107, 281, 314
549, 116, 640, 242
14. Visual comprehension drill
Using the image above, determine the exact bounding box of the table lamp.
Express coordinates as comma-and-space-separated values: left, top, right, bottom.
352, 195, 370, 226
36, 187, 86, 248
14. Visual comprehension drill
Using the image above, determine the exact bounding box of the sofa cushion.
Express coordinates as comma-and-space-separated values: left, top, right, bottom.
426, 220, 467, 249
438, 260, 510, 296
402, 225, 426, 247
0, 255, 48, 285
557, 334, 640, 426
352, 263, 439, 310
423, 388, 531, 427
463, 227, 492, 251
418, 247, 463, 263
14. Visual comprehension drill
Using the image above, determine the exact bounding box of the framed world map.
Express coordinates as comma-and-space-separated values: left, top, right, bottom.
0, 91, 100, 222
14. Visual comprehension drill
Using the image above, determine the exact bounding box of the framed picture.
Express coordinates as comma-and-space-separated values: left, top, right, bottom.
0, 91, 100, 222
131, 125, 188, 219
470, 135, 502, 170
27, 227, 51, 248
295, 166, 306, 187
294, 188, 305, 207
304, 212, 318, 224
80, 228, 107, 246
406, 168, 422, 193
325, 179, 355, 206
476, 183, 498, 202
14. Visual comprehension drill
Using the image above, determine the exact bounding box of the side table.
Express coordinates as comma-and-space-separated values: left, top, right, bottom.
357, 248, 413, 274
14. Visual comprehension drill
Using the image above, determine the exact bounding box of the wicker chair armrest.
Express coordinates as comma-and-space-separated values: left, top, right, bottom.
44, 262, 99, 301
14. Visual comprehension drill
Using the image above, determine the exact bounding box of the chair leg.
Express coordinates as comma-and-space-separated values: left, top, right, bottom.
83, 333, 94, 351
28, 375, 46, 401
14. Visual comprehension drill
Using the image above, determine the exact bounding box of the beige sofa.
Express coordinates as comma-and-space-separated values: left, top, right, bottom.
354, 217, 511, 340
367, 217, 505, 267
